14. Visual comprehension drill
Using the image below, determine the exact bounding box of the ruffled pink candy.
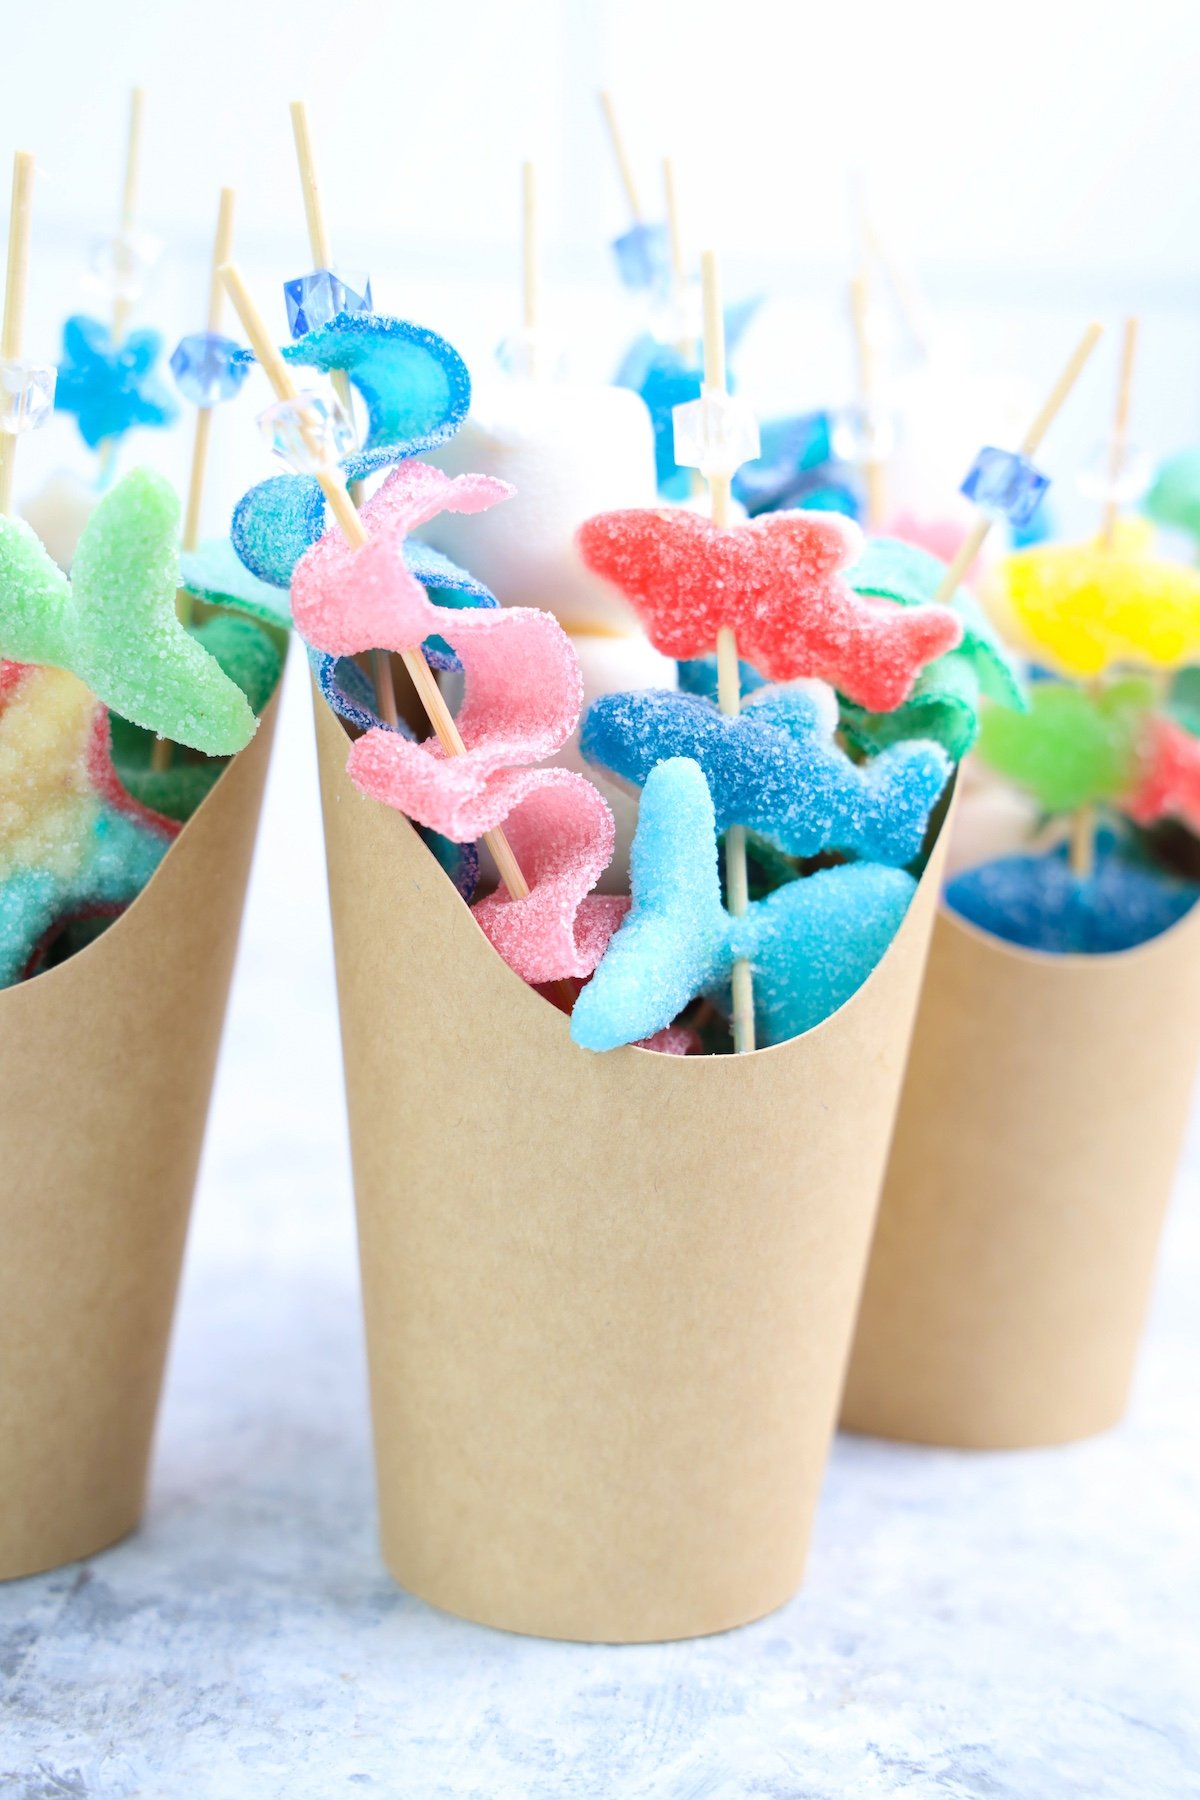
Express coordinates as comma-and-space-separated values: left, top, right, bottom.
292, 461, 620, 984
576, 506, 963, 713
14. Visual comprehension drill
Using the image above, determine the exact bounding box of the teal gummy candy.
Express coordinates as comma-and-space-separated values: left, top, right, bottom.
54, 314, 177, 449
581, 684, 949, 866
1146, 448, 1200, 542
0, 469, 257, 755
180, 536, 293, 630
570, 756, 916, 1051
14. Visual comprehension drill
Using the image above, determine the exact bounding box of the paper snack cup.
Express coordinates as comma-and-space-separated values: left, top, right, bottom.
0, 699, 278, 1581
315, 695, 951, 1642
843, 901, 1200, 1450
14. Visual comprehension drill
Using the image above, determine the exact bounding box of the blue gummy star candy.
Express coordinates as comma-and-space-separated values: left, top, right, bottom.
54, 314, 178, 449
946, 841, 1199, 954
570, 756, 916, 1051
615, 299, 760, 498
581, 684, 948, 866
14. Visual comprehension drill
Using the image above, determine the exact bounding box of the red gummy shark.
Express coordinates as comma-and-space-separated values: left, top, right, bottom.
576, 507, 963, 713
1127, 714, 1200, 833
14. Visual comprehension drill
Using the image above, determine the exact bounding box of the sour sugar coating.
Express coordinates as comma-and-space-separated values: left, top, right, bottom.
946, 842, 1198, 955
976, 677, 1154, 815
0, 469, 257, 756
570, 756, 917, 1052
988, 521, 1200, 678
575, 507, 962, 712
581, 683, 949, 866
0, 662, 178, 986
292, 460, 620, 985
421, 378, 658, 632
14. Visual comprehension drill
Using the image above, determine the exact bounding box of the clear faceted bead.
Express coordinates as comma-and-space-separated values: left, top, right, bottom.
258, 388, 355, 473
830, 405, 896, 466
0, 358, 57, 434
960, 445, 1050, 526
86, 229, 162, 305
169, 331, 250, 408
283, 267, 374, 339
1076, 438, 1152, 508
612, 221, 671, 294
672, 386, 761, 478
494, 326, 568, 382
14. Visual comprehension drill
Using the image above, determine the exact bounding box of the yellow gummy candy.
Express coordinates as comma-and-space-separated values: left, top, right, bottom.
0, 666, 100, 883
985, 518, 1200, 678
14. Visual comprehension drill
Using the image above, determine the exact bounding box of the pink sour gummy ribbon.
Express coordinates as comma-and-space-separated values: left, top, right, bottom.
292, 462, 623, 983
576, 506, 963, 712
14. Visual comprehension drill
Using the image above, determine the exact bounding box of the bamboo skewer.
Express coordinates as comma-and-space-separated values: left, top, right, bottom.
849, 269, 887, 532
598, 90, 643, 222
934, 322, 1104, 606
701, 250, 755, 1055
97, 88, 145, 488
0, 152, 35, 517
219, 263, 532, 907
1070, 318, 1142, 880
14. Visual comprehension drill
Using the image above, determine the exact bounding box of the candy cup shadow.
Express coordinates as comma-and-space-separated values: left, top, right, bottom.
314, 691, 953, 1643
0, 689, 281, 1580
842, 898, 1200, 1449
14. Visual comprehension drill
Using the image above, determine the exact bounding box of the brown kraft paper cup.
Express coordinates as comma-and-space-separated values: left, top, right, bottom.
315, 694, 951, 1643
842, 900, 1200, 1450
0, 697, 279, 1580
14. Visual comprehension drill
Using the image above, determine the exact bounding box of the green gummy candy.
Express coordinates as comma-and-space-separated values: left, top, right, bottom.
0, 468, 257, 756
1145, 449, 1200, 542
180, 536, 293, 631
976, 676, 1154, 813
843, 653, 982, 762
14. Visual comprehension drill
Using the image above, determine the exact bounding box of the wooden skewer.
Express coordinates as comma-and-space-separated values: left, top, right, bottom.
701, 249, 755, 1055
289, 98, 389, 718
598, 90, 643, 222
0, 151, 35, 517
934, 321, 1104, 604
111, 85, 144, 348
851, 169, 931, 362
522, 159, 539, 379
1101, 316, 1138, 550
849, 268, 887, 532
219, 263, 532, 906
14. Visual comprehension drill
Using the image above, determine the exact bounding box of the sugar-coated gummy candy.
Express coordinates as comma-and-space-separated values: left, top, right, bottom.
0, 662, 178, 986
946, 841, 1199, 955
1145, 449, 1200, 543
977, 677, 1151, 814
988, 522, 1200, 677
570, 756, 916, 1051
54, 315, 177, 449
293, 460, 619, 984
1126, 714, 1200, 834
576, 508, 962, 712
581, 683, 949, 866
179, 537, 294, 630
422, 379, 658, 632
0, 469, 258, 755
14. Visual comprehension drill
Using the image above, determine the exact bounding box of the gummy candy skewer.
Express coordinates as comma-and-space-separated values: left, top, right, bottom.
701, 249, 756, 1054
935, 322, 1103, 605
220, 263, 534, 908
287, 99, 394, 726
849, 270, 887, 531
1070, 317, 1142, 881
96, 89, 145, 488
663, 159, 692, 359
0, 152, 35, 516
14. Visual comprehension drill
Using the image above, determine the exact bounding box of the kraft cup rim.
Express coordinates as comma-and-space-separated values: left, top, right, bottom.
319, 688, 956, 1069
936, 878, 1200, 973
0, 683, 283, 1009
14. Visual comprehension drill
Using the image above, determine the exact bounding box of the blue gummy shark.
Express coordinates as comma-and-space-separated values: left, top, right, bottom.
581, 683, 949, 867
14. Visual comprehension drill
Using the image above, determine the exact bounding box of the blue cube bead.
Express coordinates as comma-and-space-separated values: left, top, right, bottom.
169, 331, 250, 408
611, 222, 670, 294
283, 267, 374, 339
960, 445, 1050, 527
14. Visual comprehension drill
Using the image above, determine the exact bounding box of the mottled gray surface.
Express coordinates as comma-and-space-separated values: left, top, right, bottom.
2, 662, 1198, 1800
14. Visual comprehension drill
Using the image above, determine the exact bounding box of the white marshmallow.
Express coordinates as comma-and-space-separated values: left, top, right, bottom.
20, 470, 98, 572
422, 379, 658, 632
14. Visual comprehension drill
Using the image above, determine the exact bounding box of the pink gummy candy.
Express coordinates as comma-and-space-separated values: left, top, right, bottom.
293, 460, 620, 985
576, 507, 963, 712
1127, 715, 1200, 833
